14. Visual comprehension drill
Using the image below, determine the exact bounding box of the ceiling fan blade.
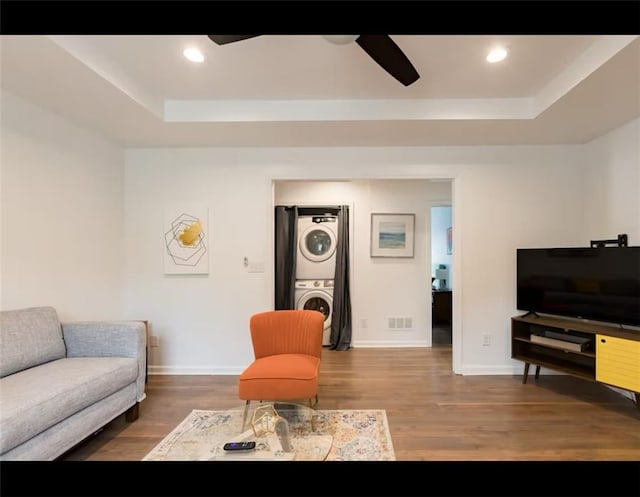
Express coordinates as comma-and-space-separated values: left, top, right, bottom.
355, 35, 420, 87
207, 35, 260, 45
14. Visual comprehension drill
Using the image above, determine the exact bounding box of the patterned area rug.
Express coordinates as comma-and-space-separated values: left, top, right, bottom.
143, 408, 395, 461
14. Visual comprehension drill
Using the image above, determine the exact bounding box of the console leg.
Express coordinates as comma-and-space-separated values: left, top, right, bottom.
125, 402, 139, 422
534, 365, 541, 380
523, 363, 530, 384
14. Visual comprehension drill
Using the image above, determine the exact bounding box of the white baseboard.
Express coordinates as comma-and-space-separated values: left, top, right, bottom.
148, 365, 243, 375
458, 365, 522, 375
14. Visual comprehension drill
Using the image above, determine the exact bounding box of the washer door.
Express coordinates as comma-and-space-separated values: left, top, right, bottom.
299, 224, 337, 263
296, 290, 332, 330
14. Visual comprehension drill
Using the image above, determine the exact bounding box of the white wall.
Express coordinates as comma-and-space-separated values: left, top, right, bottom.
581, 117, 640, 399
6, 90, 636, 378
122, 159, 276, 373
274, 179, 452, 347
123, 146, 586, 375
0, 91, 125, 320
582, 117, 640, 242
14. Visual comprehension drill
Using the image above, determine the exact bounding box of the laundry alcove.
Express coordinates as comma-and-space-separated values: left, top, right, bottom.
274, 205, 352, 350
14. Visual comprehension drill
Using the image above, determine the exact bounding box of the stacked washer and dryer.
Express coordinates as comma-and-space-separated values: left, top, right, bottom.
294, 213, 338, 346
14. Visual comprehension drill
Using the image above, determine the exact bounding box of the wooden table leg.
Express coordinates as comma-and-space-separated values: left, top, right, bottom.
534, 365, 540, 380
523, 363, 530, 384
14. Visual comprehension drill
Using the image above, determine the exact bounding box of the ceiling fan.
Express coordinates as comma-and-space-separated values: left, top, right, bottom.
207, 35, 420, 87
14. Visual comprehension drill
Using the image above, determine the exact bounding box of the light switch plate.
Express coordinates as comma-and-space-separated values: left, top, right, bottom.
247, 262, 264, 273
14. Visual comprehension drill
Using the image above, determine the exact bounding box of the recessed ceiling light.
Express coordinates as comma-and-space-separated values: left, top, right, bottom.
183, 47, 205, 63
486, 47, 508, 63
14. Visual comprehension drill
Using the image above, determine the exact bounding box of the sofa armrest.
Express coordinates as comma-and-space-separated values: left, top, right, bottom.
62, 321, 146, 402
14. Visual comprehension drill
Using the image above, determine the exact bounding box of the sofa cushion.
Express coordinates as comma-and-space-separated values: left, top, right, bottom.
0, 356, 138, 454
0, 307, 66, 378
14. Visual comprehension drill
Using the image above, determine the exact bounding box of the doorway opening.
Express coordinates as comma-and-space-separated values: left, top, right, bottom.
431, 205, 452, 346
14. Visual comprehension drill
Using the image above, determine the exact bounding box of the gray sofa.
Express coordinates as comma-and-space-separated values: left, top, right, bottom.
0, 306, 146, 460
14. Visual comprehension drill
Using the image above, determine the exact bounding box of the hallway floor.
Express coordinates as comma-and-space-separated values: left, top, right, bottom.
432, 323, 452, 346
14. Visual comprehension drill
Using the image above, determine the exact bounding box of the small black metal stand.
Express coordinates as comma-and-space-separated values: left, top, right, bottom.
590, 233, 628, 248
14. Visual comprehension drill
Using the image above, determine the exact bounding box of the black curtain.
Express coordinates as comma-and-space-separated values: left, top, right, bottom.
274, 206, 298, 310
329, 205, 352, 350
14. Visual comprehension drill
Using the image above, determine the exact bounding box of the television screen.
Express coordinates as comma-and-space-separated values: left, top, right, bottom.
516, 246, 640, 327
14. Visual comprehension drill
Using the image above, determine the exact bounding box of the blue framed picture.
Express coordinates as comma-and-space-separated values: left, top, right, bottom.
370, 213, 415, 258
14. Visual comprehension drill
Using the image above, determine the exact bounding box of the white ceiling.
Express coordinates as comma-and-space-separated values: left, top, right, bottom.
1, 34, 639, 147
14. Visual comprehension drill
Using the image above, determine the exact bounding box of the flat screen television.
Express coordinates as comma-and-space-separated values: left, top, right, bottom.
516, 246, 640, 327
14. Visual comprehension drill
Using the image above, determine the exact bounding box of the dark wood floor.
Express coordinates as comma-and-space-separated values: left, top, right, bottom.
61, 346, 640, 462
432, 323, 452, 345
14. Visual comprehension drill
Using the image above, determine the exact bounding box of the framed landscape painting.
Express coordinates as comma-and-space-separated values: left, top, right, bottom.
370, 213, 415, 258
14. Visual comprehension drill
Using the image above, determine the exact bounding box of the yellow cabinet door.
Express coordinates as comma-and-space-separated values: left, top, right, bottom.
596, 335, 640, 392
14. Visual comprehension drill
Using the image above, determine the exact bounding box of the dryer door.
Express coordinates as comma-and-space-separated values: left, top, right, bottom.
299, 224, 337, 263
296, 290, 333, 331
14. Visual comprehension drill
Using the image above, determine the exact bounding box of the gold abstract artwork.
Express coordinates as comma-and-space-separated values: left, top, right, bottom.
178, 220, 202, 246
164, 205, 208, 274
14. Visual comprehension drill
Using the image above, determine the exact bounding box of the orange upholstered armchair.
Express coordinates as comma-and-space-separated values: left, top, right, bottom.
238, 309, 324, 428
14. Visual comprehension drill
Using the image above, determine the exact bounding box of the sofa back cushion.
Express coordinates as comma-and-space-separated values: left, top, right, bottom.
0, 307, 66, 378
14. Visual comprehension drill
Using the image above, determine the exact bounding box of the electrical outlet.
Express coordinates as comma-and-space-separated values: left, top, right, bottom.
482, 333, 491, 347
361, 318, 368, 329
150, 335, 160, 347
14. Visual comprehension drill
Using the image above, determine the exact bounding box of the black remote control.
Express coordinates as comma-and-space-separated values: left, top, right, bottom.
223, 441, 256, 451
